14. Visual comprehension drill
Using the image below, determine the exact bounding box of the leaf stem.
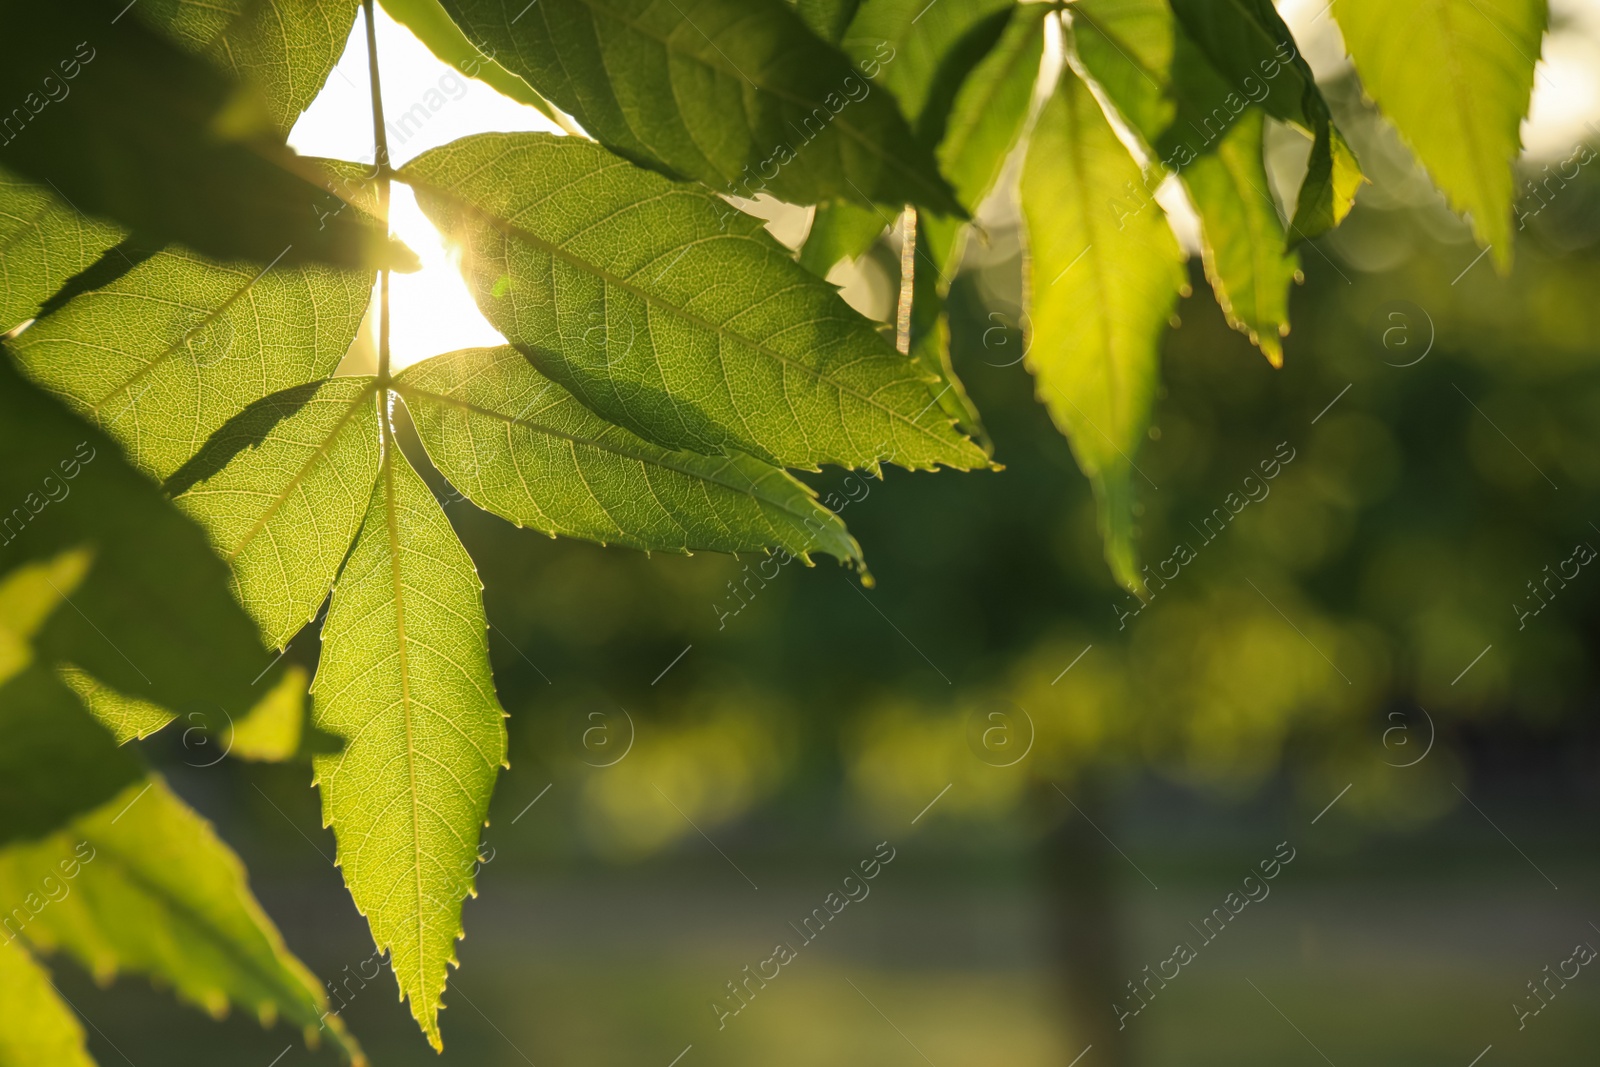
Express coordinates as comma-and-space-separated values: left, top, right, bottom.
363, 0, 393, 392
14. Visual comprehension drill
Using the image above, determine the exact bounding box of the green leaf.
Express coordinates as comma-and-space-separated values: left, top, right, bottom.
1071, 0, 1298, 362
0, 774, 362, 1061
403, 132, 986, 472
793, 0, 862, 42
0, 168, 124, 334
311, 442, 507, 1051
0, 3, 411, 273
0, 664, 142, 850
0, 614, 359, 1061
378, 0, 575, 129
1334, 0, 1544, 268
165, 378, 382, 648
0, 352, 275, 728
1020, 65, 1186, 593
59, 666, 177, 745
841, 0, 1013, 148
798, 199, 886, 277
133, 0, 363, 136
1163, 0, 1360, 240
225, 665, 309, 762
1182, 109, 1299, 367
398, 346, 864, 563
0, 934, 92, 1067
433, 0, 961, 213
933, 1, 1047, 225
906, 3, 1046, 445
10, 241, 373, 483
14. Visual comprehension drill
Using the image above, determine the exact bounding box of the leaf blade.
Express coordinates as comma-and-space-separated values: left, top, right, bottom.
311, 442, 507, 1051
1020, 65, 1186, 592
403, 132, 986, 472
1333, 0, 1544, 266
435, 0, 961, 212
399, 346, 863, 562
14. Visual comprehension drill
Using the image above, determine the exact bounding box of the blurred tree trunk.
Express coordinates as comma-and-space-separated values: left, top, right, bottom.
1036, 777, 1133, 1067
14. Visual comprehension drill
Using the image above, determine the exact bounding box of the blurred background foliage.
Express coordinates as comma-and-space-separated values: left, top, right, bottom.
56, 32, 1600, 1067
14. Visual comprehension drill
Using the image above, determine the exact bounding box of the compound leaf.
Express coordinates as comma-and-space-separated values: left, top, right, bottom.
434, 0, 961, 213
311, 442, 507, 1051
404, 132, 986, 472
1333, 0, 1544, 268
1021, 65, 1185, 593
399, 346, 863, 563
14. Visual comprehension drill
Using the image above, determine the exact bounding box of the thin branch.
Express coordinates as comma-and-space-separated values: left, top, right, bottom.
363, 0, 394, 391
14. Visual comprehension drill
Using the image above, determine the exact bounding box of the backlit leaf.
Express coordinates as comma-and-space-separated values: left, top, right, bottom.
434, 0, 961, 213
379, 0, 574, 129
399, 346, 863, 563
10, 240, 373, 483
1021, 65, 1186, 592
166, 377, 382, 648
798, 199, 886, 277
0, 168, 123, 334
0, 934, 92, 1067
135, 0, 363, 136
1071, 0, 1298, 362
0, 775, 362, 1061
1333, 0, 1544, 267
404, 132, 986, 472
1182, 109, 1298, 367
311, 442, 507, 1051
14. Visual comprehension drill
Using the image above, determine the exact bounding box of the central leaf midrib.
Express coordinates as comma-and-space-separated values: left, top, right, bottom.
401, 174, 967, 459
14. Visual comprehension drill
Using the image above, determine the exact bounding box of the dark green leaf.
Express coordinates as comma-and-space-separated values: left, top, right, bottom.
0, 1, 412, 272
793, 0, 862, 42
434, 0, 962, 213
0, 351, 275, 726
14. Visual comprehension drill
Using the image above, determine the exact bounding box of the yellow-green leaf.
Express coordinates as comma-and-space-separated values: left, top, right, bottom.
311, 441, 507, 1051
1020, 65, 1186, 593
1183, 109, 1299, 367
1334, 0, 1546, 268
0, 934, 92, 1067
